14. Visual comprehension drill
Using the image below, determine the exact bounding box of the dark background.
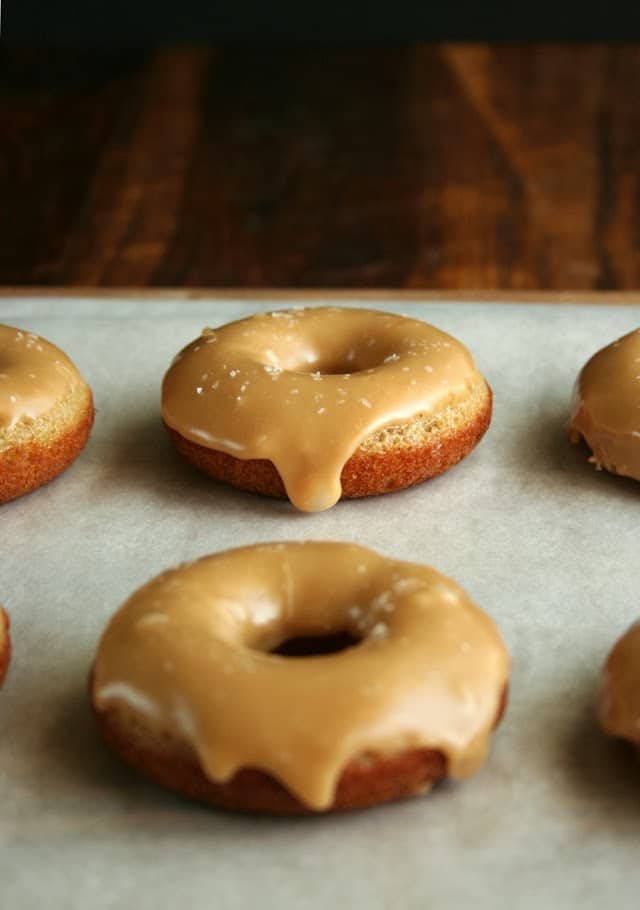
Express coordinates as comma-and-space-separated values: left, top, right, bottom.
6, 1, 640, 43
4, 5, 640, 290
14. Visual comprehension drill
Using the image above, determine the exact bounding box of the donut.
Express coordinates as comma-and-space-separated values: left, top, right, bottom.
91, 542, 510, 814
568, 328, 640, 481
0, 608, 10, 685
0, 325, 94, 504
598, 620, 640, 748
161, 307, 492, 512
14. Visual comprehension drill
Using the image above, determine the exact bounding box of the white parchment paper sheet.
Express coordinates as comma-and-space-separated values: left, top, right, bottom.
1, 297, 639, 909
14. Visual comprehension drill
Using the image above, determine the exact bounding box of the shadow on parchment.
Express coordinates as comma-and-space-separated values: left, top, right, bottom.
562, 686, 640, 832
85, 410, 298, 520
507, 396, 639, 504
39, 682, 267, 834
45, 680, 181, 806
41, 681, 427, 835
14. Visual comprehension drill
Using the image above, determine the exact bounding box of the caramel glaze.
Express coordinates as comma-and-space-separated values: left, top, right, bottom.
569, 328, 640, 481
93, 542, 510, 811
0, 324, 84, 435
161, 308, 486, 511
598, 620, 640, 744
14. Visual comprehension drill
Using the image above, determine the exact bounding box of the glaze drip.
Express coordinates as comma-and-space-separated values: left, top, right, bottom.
569, 328, 640, 481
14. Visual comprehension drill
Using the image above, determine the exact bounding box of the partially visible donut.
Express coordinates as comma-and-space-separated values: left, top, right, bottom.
0, 608, 10, 686
569, 328, 640, 481
0, 325, 94, 504
162, 308, 492, 512
91, 542, 510, 814
598, 620, 640, 748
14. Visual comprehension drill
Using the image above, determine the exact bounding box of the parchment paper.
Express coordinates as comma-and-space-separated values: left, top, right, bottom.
1, 297, 640, 910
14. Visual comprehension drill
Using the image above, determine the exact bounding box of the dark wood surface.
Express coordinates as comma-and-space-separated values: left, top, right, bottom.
2, 45, 640, 290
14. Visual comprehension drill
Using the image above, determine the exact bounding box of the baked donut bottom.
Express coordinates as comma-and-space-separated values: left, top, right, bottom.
0, 608, 10, 686
165, 380, 492, 502
93, 684, 508, 815
0, 385, 94, 504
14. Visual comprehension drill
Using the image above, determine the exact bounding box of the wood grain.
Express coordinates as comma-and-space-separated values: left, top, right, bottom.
1, 45, 640, 289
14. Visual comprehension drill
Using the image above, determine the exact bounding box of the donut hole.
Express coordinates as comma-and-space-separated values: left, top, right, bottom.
282, 342, 398, 376
270, 630, 361, 657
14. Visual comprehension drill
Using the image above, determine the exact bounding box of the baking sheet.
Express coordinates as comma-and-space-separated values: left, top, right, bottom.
1, 296, 640, 910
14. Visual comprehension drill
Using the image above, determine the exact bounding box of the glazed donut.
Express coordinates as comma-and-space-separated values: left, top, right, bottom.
568, 328, 640, 481
161, 307, 492, 512
0, 325, 94, 503
0, 608, 10, 685
91, 542, 510, 814
598, 620, 640, 748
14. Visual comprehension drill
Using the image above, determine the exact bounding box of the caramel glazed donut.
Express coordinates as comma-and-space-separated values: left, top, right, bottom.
161, 307, 492, 512
92, 542, 510, 814
568, 328, 640, 481
598, 621, 640, 750
0, 325, 94, 503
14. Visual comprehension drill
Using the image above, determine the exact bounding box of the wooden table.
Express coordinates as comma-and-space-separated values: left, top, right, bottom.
2, 44, 640, 290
